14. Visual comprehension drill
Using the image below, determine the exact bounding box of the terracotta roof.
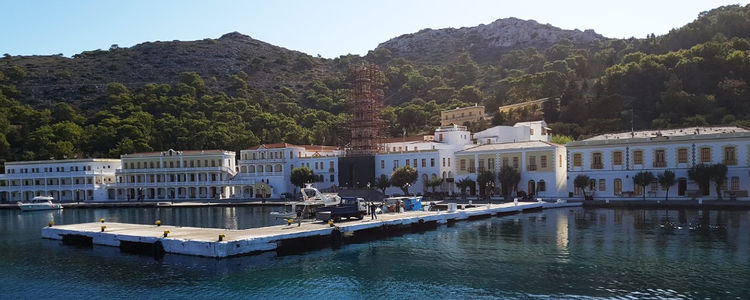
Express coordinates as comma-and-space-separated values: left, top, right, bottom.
302, 145, 339, 151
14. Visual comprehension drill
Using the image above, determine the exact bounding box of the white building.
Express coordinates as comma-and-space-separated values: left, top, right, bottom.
0, 159, 120, 202
566, 126, 750, 200
109, 149, 236, 201
473, 121, 551, 144
235, 144, 343, 199
454, 141, 567, 197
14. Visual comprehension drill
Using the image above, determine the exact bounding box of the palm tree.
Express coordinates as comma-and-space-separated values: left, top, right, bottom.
633, 171, 656, 201
498, 166, 520, 201
657, 170, 676, 201
573, 174, 591, 200
427, 176, 443, 193
375, 175, 390, 195
710, 163, 728, 200
688, 164, 712, 197
456, 178, 474, 199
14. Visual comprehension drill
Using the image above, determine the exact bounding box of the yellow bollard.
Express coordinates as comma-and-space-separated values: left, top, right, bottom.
287, 219, 293, 226
100, 225, 106, 232
328, 219, 334, 227
48, 221, 54, 227
163, 230, 170, 238
155, 220, 162, 226
100, 218, 105, 223
218, 234, 225, 241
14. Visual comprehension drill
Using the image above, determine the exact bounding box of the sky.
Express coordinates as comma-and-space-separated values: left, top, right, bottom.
1, 0, 749, 58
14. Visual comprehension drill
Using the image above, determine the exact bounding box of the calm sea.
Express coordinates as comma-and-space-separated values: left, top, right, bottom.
0, 206, 748, 299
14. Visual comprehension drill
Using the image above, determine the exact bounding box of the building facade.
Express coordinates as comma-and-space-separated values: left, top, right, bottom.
440, 104, 485, 126
0, 159, 120, 202
566, 127, 750, 200
454, 141, 567, 197
109, 149, 236, 201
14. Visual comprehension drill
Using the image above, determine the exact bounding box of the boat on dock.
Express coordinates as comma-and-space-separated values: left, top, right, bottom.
17, 196, 63, 211
271, 184, 341, 219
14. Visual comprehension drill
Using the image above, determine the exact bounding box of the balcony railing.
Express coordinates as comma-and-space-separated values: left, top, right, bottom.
590, 163, 603, 169
527, 165, 537, 171
723, 159, 737, 166
653, 161, 667, 168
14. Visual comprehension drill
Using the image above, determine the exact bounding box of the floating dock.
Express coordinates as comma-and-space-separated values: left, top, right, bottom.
42, 201, 580, 258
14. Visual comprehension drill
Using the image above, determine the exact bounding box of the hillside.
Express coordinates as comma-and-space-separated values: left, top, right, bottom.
376, 17, 605, 64
4, 32, 337, 109
1, 4, 750, 163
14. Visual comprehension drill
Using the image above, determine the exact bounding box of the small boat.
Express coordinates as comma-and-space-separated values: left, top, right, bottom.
17, 196, 63, 211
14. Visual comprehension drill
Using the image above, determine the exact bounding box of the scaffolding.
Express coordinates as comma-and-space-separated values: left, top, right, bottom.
347, 63, 384, 157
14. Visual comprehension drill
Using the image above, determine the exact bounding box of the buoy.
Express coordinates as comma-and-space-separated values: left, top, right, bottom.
163, 230, 170, 237
218, 234, 225, 241
48, 221, 54, 227
155, 220, 162, 226
100, 218, 105, 223
100, 225, 106, 232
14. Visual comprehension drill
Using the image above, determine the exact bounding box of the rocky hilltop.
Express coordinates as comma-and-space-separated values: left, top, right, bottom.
376, 17, 605, 64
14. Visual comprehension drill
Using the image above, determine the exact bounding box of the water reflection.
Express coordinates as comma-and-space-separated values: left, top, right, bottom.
1, 207, 749, 298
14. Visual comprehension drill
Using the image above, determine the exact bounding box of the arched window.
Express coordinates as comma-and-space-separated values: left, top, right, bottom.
258, 165, 264, 172
248, 165, 255, 173
275, 164, 282, 172
528, 180, 536, 194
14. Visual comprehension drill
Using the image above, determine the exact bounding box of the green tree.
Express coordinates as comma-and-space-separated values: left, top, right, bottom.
427, 176, 443, 193
551, 135, 573, 145
290, 166, 315, 198
476, 171, 495, 197
498, 166, 521, 200
456, 178, 475, 199
633, 171, 656, 201
391, 165, 418, 195
573, 174, 591, 200
688, 164, 713, 197
375, 174, 390, 195
657, 170, 677, 201
710, 163, 728, 200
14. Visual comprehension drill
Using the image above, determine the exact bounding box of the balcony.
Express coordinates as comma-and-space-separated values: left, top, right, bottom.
590, 163, 603, 170
527, 165, 537, 171
723, 159, 737, 166
653, 161, 667, 168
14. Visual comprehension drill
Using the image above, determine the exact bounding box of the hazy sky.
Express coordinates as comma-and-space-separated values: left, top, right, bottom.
2, 0, 748, 58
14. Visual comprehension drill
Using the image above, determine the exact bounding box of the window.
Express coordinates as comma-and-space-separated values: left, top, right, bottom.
405, 159, 410, 166
559, 155, 562, 167
592, 153, 603, 169
488, 158, 495, 171
634, 184, 643, 195
330, 175, 335, 182
421, 159, 426, 168
540, 156, 547, 169
512, 157, 519, 169
633, 150, 643, 165
439, 134, 443, 141
441, 158, 444, 167
528, 156, 536, 171
599, 179, 606, 191
654, 149, 666, 167
502, 158, 509, 167
530, 128, 534, 135
413, 159, 417, 167
478, 159, 485, 172
573, 153, 582, 167
650, 180, 658, 191
447, 158, 450, 167
460, 159, 466, 171
469, 159, 476, 173
731, 176, 740, 190
613, 151, 623, 166
381, 160, 385, 169
393, 160, 399, 170
724, 146, 737, 165
432, 158, 436, 167
538, 180, 546, 192
700, 147, 711, 163
678, 148, 688, 163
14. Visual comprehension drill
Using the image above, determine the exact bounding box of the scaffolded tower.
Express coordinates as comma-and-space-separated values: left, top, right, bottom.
347, 63, 384, 156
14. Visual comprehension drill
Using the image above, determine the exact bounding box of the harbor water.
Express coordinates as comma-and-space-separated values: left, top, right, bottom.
0, 206, 749, 298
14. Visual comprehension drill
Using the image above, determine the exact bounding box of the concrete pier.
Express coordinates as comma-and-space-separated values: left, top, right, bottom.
42, 202, 580, 258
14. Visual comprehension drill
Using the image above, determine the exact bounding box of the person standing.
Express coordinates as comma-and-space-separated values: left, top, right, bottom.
370, 202, 378, 220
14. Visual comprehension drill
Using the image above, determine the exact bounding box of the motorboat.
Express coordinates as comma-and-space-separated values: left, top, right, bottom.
17, 196, 63, 211
270, 184, 340, 219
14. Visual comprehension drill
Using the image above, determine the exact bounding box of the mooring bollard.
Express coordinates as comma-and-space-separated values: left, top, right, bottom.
328, 219, 334, 227
163, 230, 170, 237
287, 219, 293, 226
155, 220, 161, 226
100, 218, 105, 223
48, 221, 54, 227
218, 234, 225, 241
100, 225, 106, 232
